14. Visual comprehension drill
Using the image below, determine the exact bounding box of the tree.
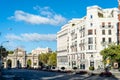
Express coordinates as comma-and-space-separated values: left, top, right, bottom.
38, 53, 49, 65
48, 52, 57, 66
38, 52, 57, 67
8, 51, 14, 54
0, 46, 8, 59
100, 44, 120, 67
89, 66, 94, 71
27, 59, 32, 68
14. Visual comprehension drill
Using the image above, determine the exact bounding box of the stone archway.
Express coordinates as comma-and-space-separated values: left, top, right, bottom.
7, 59, 12, 68
27, 59, 32, 68
17, 60, 21, 68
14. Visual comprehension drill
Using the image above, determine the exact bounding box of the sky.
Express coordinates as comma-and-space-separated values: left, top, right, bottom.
0, 0, 118, 53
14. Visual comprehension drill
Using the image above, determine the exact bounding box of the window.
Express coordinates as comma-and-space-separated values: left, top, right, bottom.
88, 45, 93, 50
108, 22, 111, 28
72, 61, 76, 65
95, 37, 96, 44
83, 31, 85, 37
88, 37, 93, 44
108, 30, 111, 35
90, 15, 93, 19
108, 38, 112, 43
90, 23, 93, 26
81, 53, 85, 59
102, 22, 105, 28
74, 34, 77, 39
91, 55, 93, 57
80, 64, 85, 69
83, 54, 85, 59
102, 38, 105, 42
57, 56, 68, 62
88, 29, 93, 35
72, 24, 75, 26
83, 46, 85, 50
90, 61, 94, 66
73, 55, 75, 59
102, 30, 105, 35
80, 54, 82, 59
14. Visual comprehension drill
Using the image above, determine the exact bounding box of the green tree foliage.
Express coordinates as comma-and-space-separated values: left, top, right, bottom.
89, 66, 94, 71
38, 53, 49, 64
27, 59, 31, 68
48, 52, 57, 66
8, 51, 14, 54
38, 52, 57, 66
100, 44, 120, 65
0, 46, 8, 59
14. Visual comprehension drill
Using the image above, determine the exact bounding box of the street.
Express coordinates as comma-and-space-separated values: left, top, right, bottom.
1, 69, 120, 80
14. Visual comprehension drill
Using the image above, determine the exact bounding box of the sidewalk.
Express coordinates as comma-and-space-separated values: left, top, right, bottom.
91, 69, 120, 79
110, 69, 120, 78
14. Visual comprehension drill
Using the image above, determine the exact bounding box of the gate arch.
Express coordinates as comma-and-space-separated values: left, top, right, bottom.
27, 59, 32, 68
7, 59, 12, 68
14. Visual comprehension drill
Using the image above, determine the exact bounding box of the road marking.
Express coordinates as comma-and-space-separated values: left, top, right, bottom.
41, 74, 64, 80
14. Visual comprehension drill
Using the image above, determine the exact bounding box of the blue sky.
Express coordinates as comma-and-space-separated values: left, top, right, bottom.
0, 0, 118, 53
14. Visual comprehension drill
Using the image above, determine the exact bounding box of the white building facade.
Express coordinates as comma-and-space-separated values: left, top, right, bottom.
57, 5, 119, 70
31, 47, 52, 55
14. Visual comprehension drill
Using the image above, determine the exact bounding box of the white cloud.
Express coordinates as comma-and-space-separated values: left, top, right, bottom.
33, 6, 54, 17
5, 33, 56, 42
9, 6, 67, 26
5, 34, 22, 41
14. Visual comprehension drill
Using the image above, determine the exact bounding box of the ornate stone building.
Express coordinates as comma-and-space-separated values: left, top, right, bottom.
3, 47, 52, 68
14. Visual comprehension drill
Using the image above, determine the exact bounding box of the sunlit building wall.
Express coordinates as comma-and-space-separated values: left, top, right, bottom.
57, 5, 118, 70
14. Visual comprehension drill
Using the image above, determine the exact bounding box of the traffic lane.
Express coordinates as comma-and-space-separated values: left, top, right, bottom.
2, 69, 90, 80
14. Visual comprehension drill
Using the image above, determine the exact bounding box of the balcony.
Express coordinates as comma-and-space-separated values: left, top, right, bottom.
100, 25, 113, 29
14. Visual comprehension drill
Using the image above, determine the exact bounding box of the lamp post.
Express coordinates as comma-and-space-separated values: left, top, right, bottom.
0, 41, 9, 69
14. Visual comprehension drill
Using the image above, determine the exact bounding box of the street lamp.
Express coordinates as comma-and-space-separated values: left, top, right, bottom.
0, 41, 9, 69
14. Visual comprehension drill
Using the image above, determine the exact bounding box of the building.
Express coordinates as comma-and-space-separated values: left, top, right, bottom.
57, 5, 119, 70
31, 47, 52, 55
3, 47, 52, 68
